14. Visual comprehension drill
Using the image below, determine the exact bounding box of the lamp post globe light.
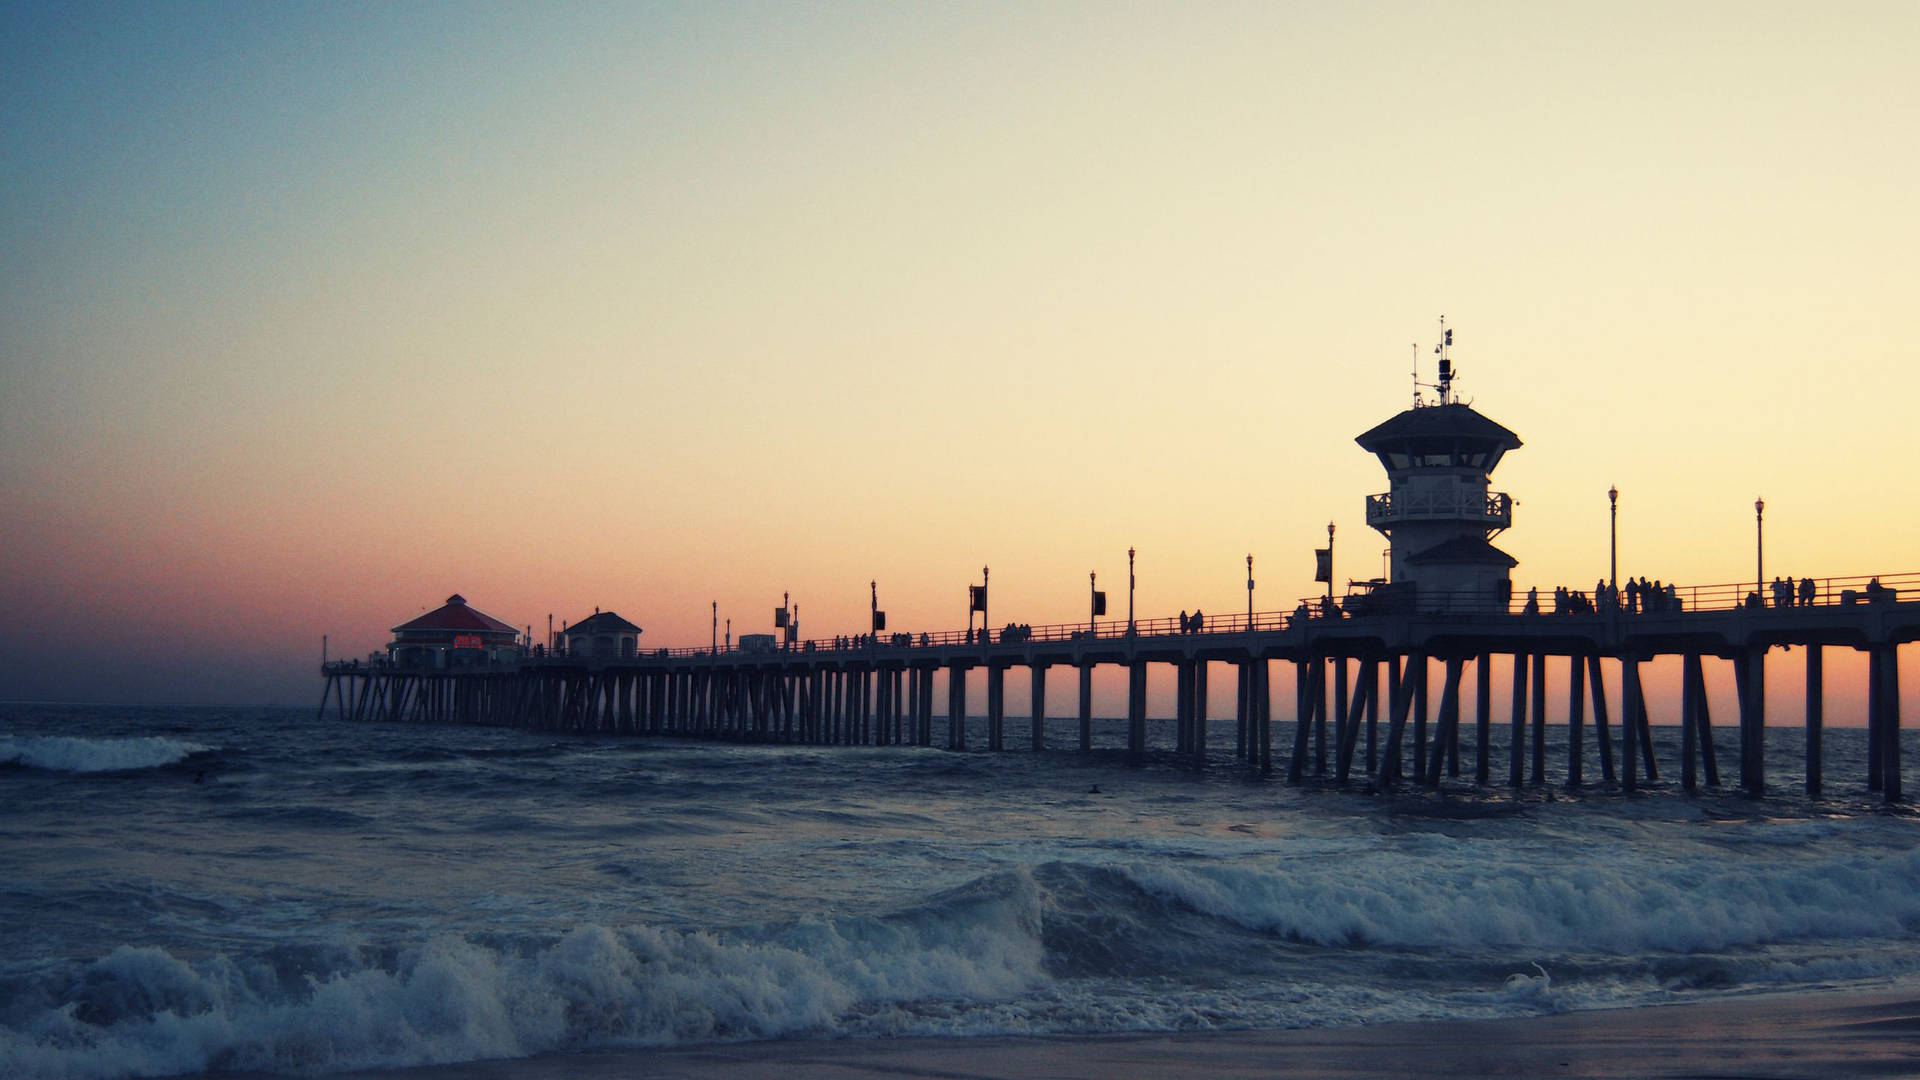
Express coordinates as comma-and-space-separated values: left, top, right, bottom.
1609, 485, 1618, 593
1756, 497, 1765, 593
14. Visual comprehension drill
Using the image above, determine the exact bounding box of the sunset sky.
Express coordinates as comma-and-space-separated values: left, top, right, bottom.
3, 2, 1916, 709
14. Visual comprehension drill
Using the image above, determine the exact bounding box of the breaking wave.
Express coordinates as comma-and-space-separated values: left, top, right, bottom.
0, 735, 209, 774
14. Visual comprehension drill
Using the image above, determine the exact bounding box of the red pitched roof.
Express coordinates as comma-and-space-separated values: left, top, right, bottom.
391, 594, 519, 635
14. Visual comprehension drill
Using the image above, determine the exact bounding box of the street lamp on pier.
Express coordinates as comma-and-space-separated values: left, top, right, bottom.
1326, 522, 1336, 601
1756, 497, 1765, 594
1246, 554, 1254, 626
1609, 485, 1618, 594
1127, 547, 1136, 632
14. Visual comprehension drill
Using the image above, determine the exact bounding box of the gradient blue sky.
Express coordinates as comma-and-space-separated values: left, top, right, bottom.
3, 1, 1916, 707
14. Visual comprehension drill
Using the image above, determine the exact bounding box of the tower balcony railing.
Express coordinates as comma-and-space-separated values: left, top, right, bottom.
1366, 490, 1512, 529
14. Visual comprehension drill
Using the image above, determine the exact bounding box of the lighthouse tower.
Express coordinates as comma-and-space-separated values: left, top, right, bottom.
1354, 322, 1521, 613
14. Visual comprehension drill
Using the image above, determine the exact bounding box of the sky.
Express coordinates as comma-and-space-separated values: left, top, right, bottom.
2, 1, 1917, 709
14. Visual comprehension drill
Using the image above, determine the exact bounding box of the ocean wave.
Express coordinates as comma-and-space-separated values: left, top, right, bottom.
0, 871, 1049, 1079
1114, 841, 1920, 953
0, 735, 209, 774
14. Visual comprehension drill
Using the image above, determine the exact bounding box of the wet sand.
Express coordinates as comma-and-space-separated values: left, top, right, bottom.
335, 987, 1920, 1079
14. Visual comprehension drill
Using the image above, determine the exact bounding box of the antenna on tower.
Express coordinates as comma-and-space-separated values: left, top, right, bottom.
1410, 342, 1422, 407
1433, 315, 1456, 404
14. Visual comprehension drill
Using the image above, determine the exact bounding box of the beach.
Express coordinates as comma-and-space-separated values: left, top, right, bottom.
335, 987, 1920, 1079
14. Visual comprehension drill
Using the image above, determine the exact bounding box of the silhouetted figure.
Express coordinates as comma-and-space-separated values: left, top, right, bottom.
1625, 578, 1640, 614
1192, 609, 1203, 632
1524, 586, 1539, 614
1772, 576, 1790, 609
1799, 577, 1816, 606
1179, 610, 1188, 635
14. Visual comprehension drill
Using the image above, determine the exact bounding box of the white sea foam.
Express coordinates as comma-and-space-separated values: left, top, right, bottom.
1116, 840, 1920, 953
0, 734, 208, 773
0, 872, 1049, 1079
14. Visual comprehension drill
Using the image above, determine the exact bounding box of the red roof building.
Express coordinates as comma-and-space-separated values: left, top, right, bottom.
388, 594, 523, 669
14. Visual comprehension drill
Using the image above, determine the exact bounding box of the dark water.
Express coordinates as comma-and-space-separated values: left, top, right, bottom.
3, 703, 1918, 1077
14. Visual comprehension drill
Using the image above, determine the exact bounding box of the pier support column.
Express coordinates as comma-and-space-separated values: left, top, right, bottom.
1871, 645, 1901, 802
1475, 652, 1493, 785
1381, 652, 1419, 788
1530, 652, 1547, 785
1255, 658, 1272, 775
1335, 658, 1376, 782
1289, 658, 1318, 783
1589, 655, 1616, 785
1734, 649, 1767, 797
1078, 664, 1093, 752
1235, 664, 1250, 760
1367, 658, 1381, 775
1192, 661, 1209, 767
1507, 652, 1528, 789
1030, 664, 1048, 751
1327, 656, 1345, 777
1621, 656, 1643, 792
947, 666, 968, 751
1126, 661, 1148, 762
1426, 657, 1465, 787
1411, 655, 1428, 779
987, 665, 1006, 752
1805, 646, 1823, 798
1566, 654, 1586, 790
1681, 654, 1699, 794
1886, 645, 1902, 803
1168, 659, 1185, 752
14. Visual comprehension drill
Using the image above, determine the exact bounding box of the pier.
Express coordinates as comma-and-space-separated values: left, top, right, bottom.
319, 332, 1916, 800
319, 572, 1919, 801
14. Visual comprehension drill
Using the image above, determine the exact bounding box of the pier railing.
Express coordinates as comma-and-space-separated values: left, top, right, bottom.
325, 572, 1918, 670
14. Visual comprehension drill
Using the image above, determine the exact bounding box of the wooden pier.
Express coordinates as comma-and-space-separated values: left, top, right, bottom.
320, 572, 1918, 801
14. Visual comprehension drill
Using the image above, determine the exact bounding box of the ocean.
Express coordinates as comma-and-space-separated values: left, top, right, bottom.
3, 702, 1918, 1078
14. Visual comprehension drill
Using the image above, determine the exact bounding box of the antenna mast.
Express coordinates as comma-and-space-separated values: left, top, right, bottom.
1433, 315, 1455, 404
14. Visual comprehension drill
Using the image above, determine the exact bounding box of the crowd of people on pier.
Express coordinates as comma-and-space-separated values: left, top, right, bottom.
1524, 576, 1682, 615
1758, 575, 1819, 608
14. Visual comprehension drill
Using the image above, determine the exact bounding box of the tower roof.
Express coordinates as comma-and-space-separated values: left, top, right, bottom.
1355, 403, 1522, 454
565, 611, 642, 635
1404, 535, 1518, 568
391, 594, 519, 636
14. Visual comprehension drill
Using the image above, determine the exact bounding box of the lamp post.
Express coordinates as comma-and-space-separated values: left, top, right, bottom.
1609, 485, 1618, 595
1755, 497, 1765, 594
1246, 554, 1254, 626
1326, 522, 1336, 601
1089, 571, 1097, 635
1127, 546, 1136, 632
710, 602, 717, 654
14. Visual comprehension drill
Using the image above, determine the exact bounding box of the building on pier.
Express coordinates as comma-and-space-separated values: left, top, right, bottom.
1356, 327, 1520, 614
387, 594, 522, 668
561, 610, 642, 659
